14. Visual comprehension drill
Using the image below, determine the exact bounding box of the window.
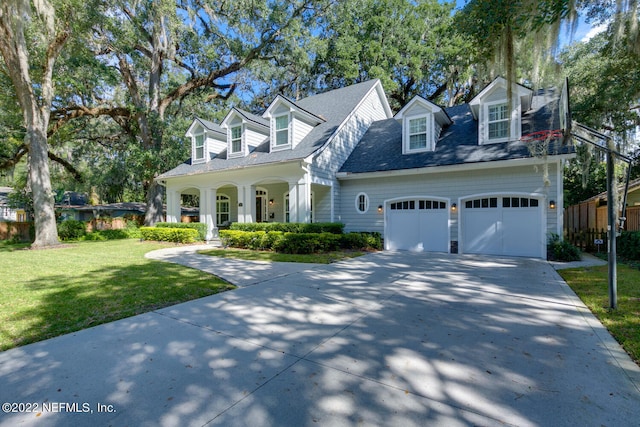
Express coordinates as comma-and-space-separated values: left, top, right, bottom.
284, 194, 290, 222
216, 194, 230, 225
488, 103, 509, 140
356, 193, 369, 213
503, 197, 539, 208
230, 126, 242, 154
408, 117, 428, 150
194, 134, 204, 160
275, 114, 289, 147
465, 197, 498, 209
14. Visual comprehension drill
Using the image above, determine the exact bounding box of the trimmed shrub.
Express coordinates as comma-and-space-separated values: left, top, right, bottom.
547, 233, 581, 261
230, 222, 344, 234
140, 227, 198, 244
221, 229, 381, 254
341, 232, 383, 251
156, 222, 207, 241
617, 231, 640, 260
57, 220, 86, 241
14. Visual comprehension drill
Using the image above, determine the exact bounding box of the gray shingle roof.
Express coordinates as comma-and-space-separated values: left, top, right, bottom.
158, 80, 380, 179
339, 90, 574, 175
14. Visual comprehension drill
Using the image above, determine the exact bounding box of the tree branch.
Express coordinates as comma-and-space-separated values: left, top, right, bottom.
47, 151, 83, 182
48, 106, 131, 137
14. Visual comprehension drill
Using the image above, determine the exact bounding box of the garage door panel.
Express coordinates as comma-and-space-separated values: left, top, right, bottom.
419, 210, 449, 252
462, 196, 543, 258
387, 210, 421, 251
463, 210, 502, 255
502, 208, 541, 257
386, 199, 449, 252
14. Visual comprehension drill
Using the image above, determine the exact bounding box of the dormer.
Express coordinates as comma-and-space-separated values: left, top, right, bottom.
469, 77, 533, 145
394, 96, 452, 154
262, 95, 324, 152
185, 118, 226, 164
221, 108, 269, 158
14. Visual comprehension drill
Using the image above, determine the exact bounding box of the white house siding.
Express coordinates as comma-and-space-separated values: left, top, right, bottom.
313, 86, 390, 176
245, 126, 268, 151
310, 85, 390, 228
207, 134, 226, 156
292, 116, 314, 149
338, 161, 561, 245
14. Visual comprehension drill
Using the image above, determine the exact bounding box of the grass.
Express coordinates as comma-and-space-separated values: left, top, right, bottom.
197, 248, 366, 264
0, 239, 234, 351
559, 263, 640, 365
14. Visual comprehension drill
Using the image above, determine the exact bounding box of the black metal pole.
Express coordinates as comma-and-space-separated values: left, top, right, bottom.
606, 150, 617, 309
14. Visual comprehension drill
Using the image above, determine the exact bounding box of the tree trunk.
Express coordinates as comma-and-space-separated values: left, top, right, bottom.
28, 123, 60, 247
144, 179, 164, 226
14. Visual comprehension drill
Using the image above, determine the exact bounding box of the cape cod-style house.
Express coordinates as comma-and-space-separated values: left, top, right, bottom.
157, 77, 574, 258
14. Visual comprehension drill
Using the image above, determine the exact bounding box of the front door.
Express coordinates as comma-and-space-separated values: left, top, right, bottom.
256, 189, 267, 222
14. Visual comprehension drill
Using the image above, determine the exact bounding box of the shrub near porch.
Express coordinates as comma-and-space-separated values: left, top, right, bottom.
220, 222, 381, 253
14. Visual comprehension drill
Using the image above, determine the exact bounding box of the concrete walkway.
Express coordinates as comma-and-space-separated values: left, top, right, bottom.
1, 249, 639, 426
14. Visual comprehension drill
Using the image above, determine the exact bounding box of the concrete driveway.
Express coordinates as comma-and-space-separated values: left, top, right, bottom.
1, 251, 639, 426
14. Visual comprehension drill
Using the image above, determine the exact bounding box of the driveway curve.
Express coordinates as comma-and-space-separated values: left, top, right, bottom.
1, 249, 639, 427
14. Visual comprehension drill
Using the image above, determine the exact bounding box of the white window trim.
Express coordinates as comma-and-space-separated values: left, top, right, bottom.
403, 114, 433, 154
355, 192, 370, 214
216, 194, 230, 226
228, 124, 244, 158
481, 99, 521, 144
272, 113, 291, 151
193, 131, 205, 163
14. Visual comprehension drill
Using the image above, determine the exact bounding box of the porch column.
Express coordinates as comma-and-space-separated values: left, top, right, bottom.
288, 176, 311, 223
199, 188, 217, 241
238, 184, 255, 223
166, 189, 180, 223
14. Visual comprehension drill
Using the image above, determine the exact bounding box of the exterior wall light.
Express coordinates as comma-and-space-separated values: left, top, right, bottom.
549, 200, 556, 209
451, 203, 457, 212
238, 202, 243, 207
269, 199, 274, 206
377, 205, 383, 213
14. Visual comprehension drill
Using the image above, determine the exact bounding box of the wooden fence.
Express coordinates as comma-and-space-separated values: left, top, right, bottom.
0, 222, 31, 241
564, 202, 640, 234
565, 227, 608, 252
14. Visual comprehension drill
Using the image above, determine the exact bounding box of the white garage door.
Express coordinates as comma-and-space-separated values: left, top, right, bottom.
386, 199, 449, 252
461, 196, 543, 258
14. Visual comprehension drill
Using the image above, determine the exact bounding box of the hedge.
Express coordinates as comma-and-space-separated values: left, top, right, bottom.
219, 230, 381, 253
618, 231, 640, 260
57, 220, 87, 241
229, 222, 344, 234
140, 227, 198, 244
156, 222, 207, 241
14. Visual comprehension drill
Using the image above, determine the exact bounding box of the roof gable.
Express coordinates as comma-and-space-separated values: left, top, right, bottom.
468, 77, 533, 120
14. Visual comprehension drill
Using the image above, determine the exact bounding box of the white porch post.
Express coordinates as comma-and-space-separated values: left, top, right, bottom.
210, 188, 218, 238
199, 188, 217, 241
238, 184, 255, 223
166, 189, 180, 223
288, 175, 311, 223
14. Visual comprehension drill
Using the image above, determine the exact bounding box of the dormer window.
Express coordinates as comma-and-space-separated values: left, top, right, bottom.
274, 114, 290, 148
230, 125, 242, 154
469, 77, 533, 145
263, 95, 324, 152
487, 102, 509, 141
194, 133, 205, 161
395, 96, 451, 155
408, 116, 429, 150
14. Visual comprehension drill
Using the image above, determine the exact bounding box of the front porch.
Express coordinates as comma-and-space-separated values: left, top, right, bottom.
163, 175, 333, 241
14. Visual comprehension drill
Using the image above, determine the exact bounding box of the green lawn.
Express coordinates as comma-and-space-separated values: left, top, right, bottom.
0, 239, 234, 351
559, 264, 640, 365
198, 248, 365, 263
